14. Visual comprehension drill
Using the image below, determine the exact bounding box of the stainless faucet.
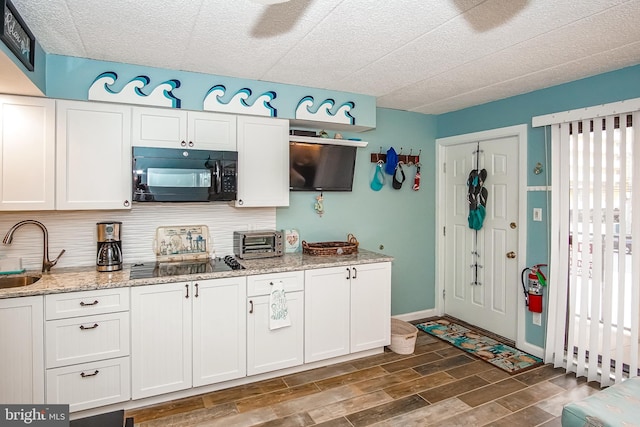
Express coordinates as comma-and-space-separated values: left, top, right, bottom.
3, 220, 66, 273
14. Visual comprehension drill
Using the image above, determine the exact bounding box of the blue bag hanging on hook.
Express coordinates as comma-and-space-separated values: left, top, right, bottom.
384, 147, 398, 175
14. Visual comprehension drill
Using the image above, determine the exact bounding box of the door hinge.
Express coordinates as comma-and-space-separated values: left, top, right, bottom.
443, 162, 446, 173
443, 289, 446, 300
443, 226, 446, 236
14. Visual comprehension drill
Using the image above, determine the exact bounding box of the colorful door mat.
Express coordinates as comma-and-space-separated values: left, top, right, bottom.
416, 319, 543, 374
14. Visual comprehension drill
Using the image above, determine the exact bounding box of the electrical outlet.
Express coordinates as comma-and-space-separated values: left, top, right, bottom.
533, 312, 542, 326
533, 208, 542, 222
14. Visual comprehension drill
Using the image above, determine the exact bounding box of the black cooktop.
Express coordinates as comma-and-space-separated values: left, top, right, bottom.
129, 256, 244, 280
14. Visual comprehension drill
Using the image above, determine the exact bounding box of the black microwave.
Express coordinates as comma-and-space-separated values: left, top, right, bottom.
132, 147, 237, 202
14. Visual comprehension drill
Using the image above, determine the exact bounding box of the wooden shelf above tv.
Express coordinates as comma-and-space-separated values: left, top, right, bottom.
288, 135, 368, 147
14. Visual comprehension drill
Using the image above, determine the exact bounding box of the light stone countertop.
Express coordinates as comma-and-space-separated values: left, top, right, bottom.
0, 249, 393, 299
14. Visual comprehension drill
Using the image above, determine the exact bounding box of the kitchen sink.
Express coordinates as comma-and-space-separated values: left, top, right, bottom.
0, 275, 41, 289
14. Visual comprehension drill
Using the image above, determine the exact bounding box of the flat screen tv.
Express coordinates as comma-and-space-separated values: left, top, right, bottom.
289, 141, 357, 191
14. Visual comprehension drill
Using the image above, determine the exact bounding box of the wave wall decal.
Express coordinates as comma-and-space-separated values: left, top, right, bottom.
295, 96, 355, 125
203, 85, 277, 117
88, 72, 181, 108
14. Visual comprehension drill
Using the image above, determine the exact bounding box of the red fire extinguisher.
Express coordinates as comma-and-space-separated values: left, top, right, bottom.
521, 264, 547, 313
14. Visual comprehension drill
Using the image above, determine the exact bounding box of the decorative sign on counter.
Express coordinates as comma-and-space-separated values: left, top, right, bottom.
154, 225, 211, 262
1, 0, 35, 71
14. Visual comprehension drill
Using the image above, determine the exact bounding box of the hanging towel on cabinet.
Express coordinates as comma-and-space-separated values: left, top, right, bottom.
269, 281, 291, 330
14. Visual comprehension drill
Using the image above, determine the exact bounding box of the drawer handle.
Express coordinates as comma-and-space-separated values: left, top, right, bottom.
195, 283, 199, 298
80, 370, 99, 378
79, 300, 99, 307
79, 323, 99, 330
249, 300, 254, 314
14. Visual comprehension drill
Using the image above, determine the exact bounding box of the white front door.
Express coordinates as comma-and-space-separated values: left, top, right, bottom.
442, 134, 521, 340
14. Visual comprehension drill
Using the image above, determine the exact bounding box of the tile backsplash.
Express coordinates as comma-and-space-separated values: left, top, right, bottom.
0, 203, 275, 270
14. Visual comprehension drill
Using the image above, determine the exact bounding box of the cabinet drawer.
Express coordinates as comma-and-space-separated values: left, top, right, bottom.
247, 270, 304, 296
45, 312, 130, 368
46, 356, 130, 412
45, 288, 129, 320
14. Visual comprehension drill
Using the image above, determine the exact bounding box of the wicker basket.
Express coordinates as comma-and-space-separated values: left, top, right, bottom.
302, 233, 359, 256
389, 318, 418, 355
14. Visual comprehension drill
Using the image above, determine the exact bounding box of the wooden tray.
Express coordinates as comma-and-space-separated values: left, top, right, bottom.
302, 234, 359, 256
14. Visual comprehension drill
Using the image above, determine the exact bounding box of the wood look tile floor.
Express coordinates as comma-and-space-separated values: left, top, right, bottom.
125, 328, 600, 427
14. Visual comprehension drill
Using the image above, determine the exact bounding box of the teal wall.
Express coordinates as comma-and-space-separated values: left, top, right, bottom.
436, 64, 640, 347
277, 108, 438, 315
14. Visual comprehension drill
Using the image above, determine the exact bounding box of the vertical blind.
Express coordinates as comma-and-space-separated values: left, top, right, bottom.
546, 111, 640, 387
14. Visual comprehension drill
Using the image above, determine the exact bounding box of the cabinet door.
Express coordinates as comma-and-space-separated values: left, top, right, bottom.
132, 107, 187, 148
131, 282, 192, 399
192, 277, 246, 387
350, 262, 392, 353
56, 100, 132, 210
236, 115, 289, 207
0, 296, 44, 404
247, 291, 304, 375
0, 96, 55, 210
188, 111, 237, 151
304, 267, 351, 363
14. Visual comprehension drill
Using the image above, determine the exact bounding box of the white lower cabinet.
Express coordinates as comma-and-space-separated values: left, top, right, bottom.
304, 267, 351, 363
350, 262, 392, 352
304, 262, 392, 363
44, 288, 131, 411
246, 271, 304, 375
0, 296, 44, 404
131, 277, 246, 399
192, 278, 247, 387
46, 357, 130, 412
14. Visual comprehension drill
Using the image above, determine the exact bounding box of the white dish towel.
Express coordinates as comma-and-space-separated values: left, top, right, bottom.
269, 281, 291, 330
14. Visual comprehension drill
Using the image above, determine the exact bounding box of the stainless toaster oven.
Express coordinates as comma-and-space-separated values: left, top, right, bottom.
233, 230, 283, 259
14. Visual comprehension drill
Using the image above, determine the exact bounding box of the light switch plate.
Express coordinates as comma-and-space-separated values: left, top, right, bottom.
533, 312, 542, 326
533, 208, 542, 222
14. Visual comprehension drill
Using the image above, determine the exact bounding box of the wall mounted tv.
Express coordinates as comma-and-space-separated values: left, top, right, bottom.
290, 141, 357, 191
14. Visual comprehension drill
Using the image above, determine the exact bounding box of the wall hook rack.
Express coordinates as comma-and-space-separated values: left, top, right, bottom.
370, 147, 421, 166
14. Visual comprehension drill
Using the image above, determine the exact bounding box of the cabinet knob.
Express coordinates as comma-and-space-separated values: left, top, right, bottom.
181, 140, 187, 147
238, 199, 244, 206
188, 141, 194, 147
123, 200, 130, 207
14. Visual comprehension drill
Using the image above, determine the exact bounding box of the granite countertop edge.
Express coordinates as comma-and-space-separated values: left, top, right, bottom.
0, 249, 394, 299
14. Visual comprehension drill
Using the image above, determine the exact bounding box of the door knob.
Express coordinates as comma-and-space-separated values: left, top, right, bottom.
506, 251, 516, 259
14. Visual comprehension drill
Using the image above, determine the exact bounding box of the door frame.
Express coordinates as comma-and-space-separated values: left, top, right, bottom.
435, 124, 530, 353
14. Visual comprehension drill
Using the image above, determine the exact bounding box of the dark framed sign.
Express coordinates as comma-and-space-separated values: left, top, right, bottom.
1, 0, 35, 71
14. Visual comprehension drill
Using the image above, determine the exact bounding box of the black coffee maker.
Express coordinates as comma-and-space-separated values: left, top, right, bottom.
96, 222, 123, 272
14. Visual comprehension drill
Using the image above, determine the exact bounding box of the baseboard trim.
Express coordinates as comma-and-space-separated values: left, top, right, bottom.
392, 308, 438, 323
518, 341, 544, 359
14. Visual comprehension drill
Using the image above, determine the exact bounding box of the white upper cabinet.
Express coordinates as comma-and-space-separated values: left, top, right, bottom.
56, 100, 132, 210
0, 96, 55, 210
132, 107, 237, 151
235, 115, 289, 207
